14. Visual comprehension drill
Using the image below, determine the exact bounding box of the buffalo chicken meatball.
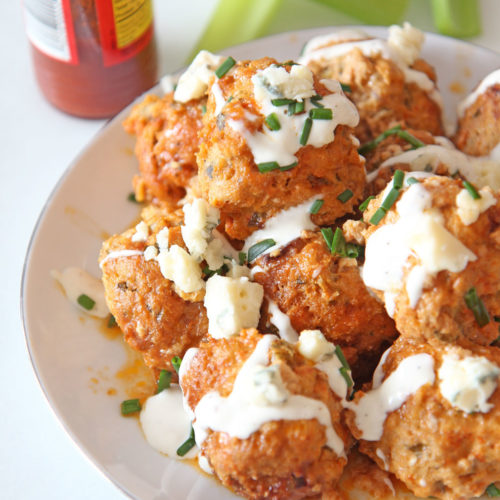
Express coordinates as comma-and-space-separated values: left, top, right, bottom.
344, 174, 500, 345
196, 57, 365, 241
346, 336, 500, 500
180, 329, 352, 499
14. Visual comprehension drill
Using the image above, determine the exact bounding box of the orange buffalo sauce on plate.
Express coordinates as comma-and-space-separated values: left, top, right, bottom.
23, 0, 158, 118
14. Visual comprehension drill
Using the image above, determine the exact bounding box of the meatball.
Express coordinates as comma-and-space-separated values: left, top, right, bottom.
252, 231, 398, 382
123, 92, 205, 206
345, 174, 500, 345
299, 26, 444, 143
196, 57, 365, 241
455, 70, 500, 156
181, 329, 351, 499
99, 205, 208, 375
346, 336, 500, 500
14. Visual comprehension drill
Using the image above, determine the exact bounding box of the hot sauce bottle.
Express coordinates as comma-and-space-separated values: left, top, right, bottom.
23, 0, 158, 118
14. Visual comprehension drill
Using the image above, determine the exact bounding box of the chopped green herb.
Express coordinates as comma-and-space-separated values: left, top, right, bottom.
215, 56, 236, 78
486, 484, 500, 497
121, 399, 141, 415
346, 243, 364, 259
321, 227, 334, 251
172, 356, 182, 374
203, 263, 229, 278
279, 60, 297, 67
271, 98, 296, 106
265, 113, 281, 131
201, 104, 207, 115
463, 180, 481, 200
226, 95, 234, 103
77, 294, 95, 311
289, 101, 305, 115
310, 199, 324, 214
238, 252, 246, 265
339, 366, 354, 388
309, 108, 333, 120
381, 187, 401, 211
310, 95, 324, 108
157, 370, 172, 393
359, 196, 375, 212
358, 125, 425, 155
107, 314, 117, 328
257, 161, 280, 173
176, 426, 196, 457
464, 287, 490, 327
300, 117, 313, 146
279, 161, 298, 171
407, 177, 420, 185
127, 192, 138, 203
337, 189, 353, 203
393, 169, 405, 190
335, 345, 350, 370
248, 239, 276, 262
369, 207, 387, 225
331, 228, 346, 256
340, 83, 352, 93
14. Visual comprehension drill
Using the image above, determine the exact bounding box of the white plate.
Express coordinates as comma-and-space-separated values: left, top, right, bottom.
22, 27, 500, 500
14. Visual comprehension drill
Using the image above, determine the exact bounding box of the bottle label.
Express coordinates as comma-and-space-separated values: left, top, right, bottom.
23, 0, 153, 67
23, 0, 78, 64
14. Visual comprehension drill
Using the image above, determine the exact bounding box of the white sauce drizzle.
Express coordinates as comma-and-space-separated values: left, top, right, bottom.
456, 187, 496, 225
99, 249, 143, 268
376, 448, 389, 470
192, 335, 345, 457
267, 300, 298, 343
51, 267, 108, 318
362, 177, 477, 311
140, 386, 197, 459
345, 353, 435, 440
372, 347, 392, 389
301, 30, 368, 55
457, 68, 500, 117
211, 81, 226, 116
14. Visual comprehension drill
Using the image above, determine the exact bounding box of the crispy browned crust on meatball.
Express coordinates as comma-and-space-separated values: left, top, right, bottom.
181, 329, 351, 499
306, 47, 443, 143
454, 84, 500, 156
99, 207, 208, 375
123, 93, 205, 206
346, 336, 500, 500
348, 176, 500, 345
196, 57, 366, 241
252, 232, 397, 383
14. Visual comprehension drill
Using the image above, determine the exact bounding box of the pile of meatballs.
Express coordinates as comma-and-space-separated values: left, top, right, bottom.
99, 23, 500, 500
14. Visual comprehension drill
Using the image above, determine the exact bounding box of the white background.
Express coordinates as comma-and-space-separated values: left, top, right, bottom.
2, 0, 500, 498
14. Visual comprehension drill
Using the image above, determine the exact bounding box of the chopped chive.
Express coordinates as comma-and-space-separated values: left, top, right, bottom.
340, 83, 352, 93
271, 98, 296, 106
157, 370, 172, 393
381, 187, 401, 211
346, 243, 364, 259
358, 125, 425, 155
331, 228, 346, 256
310, 95, 324, 108
289, 101, 305, 115
121, 399, 141, 415
226, 95, 234, 103
309, 108, 333, 120
486, 484, 500, 497
265, 113, 281, 131
300, 117, 313, 146
257, 161, 280, 173
339, 366, 354, 388
201, 104, 207, 115
337, 189, 353, 203
172, 356, 182, 374
77, 294, 95, 311
393, 170, 405, 190
215, 56, 236, 78
310, 199, 324, 214
359, 195, 375, 212
279, 60, 297, 67
176, 426, 196, 457
370, 207, 387, 225
203, 263, 229, 278
279, 161, 298, 172
463, 180, 481, 200
321, 227, 334, 251
464, 287, 490, 327
335, 345, 350, 370
127, 192, 138, 203
248, 239, 276, 262
238, 252, 246, 265
407, 177, 420, 185
107, 314, 117, 328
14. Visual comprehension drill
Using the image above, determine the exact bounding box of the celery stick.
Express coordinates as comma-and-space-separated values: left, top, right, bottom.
431, 0, 481, 38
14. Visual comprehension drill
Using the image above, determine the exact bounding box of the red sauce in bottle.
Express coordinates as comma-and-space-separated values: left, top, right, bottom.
24, 0, 158, 118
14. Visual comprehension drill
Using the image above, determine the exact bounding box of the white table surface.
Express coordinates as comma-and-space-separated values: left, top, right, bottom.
2, 0, 499, 498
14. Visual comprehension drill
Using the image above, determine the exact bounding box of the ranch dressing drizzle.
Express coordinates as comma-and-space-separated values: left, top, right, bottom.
344, 353, 435, 440
192, 335, 345, 457
362, 174, 477, 311
267, 300, 299, 343
227, 65, 358, 166
301, 30, 368, 54
99, 249, 143, 268
243, 196, 321, 257
457, 68, 500, 117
